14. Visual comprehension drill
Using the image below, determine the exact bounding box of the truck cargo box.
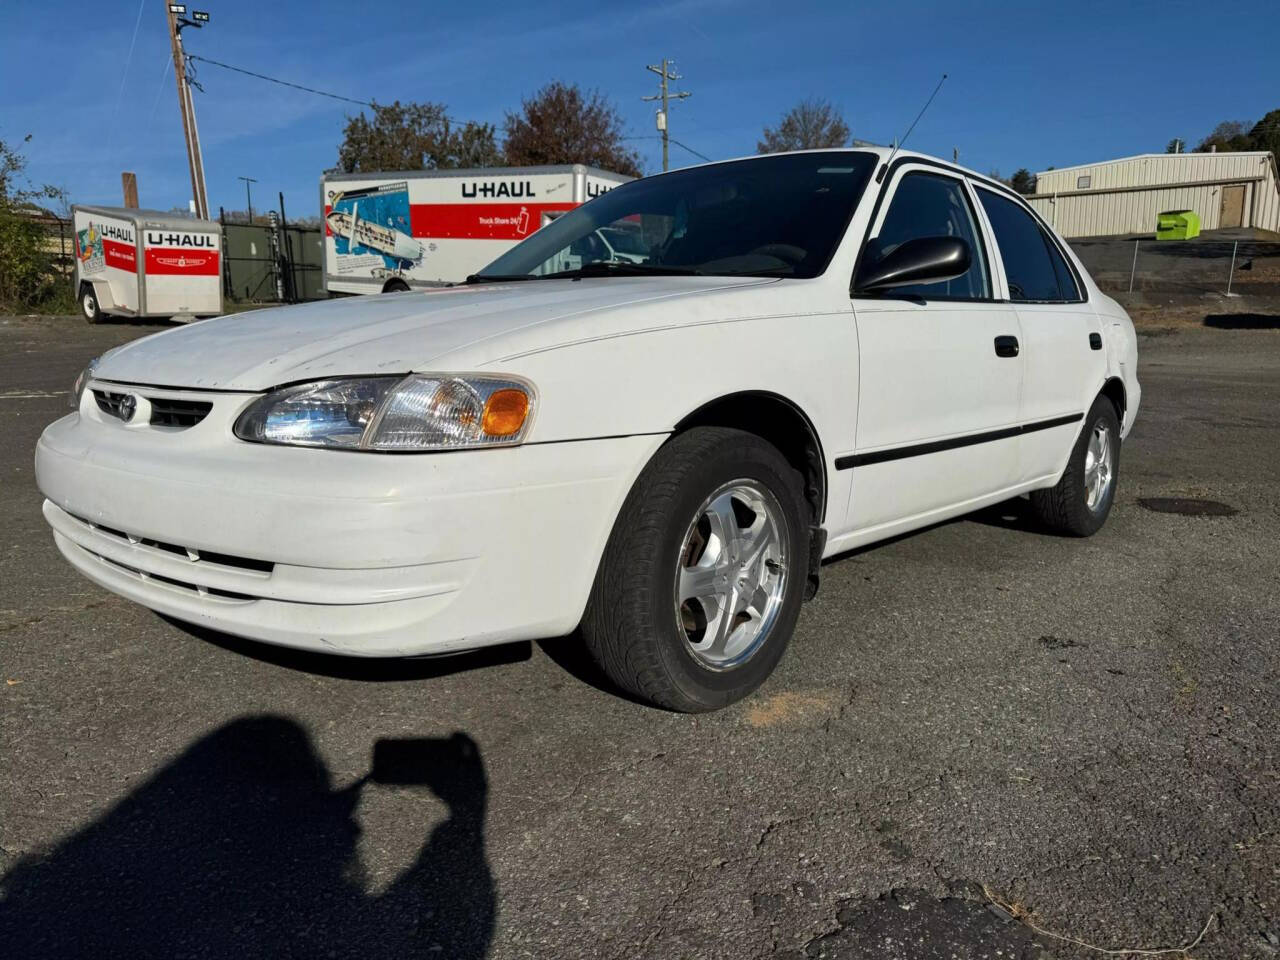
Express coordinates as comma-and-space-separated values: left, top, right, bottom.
320, 165, 632, 295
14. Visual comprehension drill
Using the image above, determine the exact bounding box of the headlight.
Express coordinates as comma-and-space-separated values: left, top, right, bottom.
233, 375, 535, 451
70, 357, 99, 409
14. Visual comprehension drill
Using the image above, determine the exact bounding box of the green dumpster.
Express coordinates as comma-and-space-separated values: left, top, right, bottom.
1156, 209, 1200, 241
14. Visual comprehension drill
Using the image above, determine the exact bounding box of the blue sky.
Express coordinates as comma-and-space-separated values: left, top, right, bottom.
3, 0, 1277, 218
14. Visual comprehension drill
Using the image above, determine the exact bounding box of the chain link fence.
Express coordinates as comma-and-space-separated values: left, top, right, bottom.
1069, 238, 1280, 298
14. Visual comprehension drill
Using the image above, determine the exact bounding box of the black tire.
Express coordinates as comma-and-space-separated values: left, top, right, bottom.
1030, 394, 1121, 537
80, 284, 103, 324
382, 279, 410, 293
581, 427, 810, 712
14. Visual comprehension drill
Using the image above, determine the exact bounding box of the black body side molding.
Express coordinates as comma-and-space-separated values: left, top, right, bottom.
835, 413, 1084, 470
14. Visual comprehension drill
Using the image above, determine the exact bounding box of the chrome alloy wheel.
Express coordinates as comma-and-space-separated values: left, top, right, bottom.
1084, 418, 1115, 512
674, 480, 789, 671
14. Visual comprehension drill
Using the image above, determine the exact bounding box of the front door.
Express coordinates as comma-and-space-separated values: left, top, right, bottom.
1220, 185, 1245, 229
846, 167, 1024, 535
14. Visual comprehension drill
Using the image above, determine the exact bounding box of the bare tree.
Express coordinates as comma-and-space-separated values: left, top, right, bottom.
757, 99, 851, 153
337, 101, 501, 173
1195, 119, 1253, 153
503, 82, 641, 177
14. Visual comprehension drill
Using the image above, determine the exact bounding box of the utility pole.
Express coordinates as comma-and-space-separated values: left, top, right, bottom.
642, 59, 690, 172
164, 4, 211, 219
238, 176, 257, 223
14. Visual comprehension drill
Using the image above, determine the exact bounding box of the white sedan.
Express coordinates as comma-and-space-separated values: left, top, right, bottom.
36, 148, 1139, 712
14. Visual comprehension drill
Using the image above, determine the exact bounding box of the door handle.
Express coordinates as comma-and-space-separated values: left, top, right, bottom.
1089, 332, 1103, 350
994, 335, 1020, 358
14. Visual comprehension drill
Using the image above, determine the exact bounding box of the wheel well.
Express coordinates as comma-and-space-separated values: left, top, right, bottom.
1101, 377, 1126, 423
674, 392, 826, 524
382, 278, 410, 293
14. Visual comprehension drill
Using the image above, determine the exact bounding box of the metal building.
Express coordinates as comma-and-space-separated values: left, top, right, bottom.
1027, 152, 1280, 238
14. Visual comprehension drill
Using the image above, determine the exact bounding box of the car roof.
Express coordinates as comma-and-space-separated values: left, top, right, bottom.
648, 146, 1014, 196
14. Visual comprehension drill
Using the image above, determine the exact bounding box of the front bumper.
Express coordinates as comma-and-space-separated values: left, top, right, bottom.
36, 387, 662, 656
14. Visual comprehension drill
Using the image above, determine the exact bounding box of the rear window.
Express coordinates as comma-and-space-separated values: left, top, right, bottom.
1042, 234, 1081, 302
976, 188, 1063, 302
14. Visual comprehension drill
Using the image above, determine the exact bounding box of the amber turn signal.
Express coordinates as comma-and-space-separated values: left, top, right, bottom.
481, 388, 530, 437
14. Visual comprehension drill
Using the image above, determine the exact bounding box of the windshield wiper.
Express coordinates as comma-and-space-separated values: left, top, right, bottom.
539, 261, 703, 280
462, 273, 539, 285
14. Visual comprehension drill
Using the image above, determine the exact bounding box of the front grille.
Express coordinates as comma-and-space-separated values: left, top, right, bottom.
150, 397, 212, 428
93, 389, 213, 429
94, 390, 130, 420
96, 553, 255, 602
68, 512, 274, 576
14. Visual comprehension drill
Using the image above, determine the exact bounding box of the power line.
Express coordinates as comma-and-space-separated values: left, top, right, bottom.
144, 53, 172, 138
623, 135, 713, 165
183, 54, 496, 131
185, 54, 376, 108
110, 0, 148, 133
667, 137, 712, 162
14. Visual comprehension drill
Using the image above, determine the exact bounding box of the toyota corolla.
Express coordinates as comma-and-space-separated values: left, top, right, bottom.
36, 148, 1139, 712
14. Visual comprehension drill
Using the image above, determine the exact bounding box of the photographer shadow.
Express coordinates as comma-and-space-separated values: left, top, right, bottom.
0, 717, 494, 959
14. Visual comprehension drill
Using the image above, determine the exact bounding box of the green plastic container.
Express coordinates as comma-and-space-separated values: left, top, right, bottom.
1156, 209, 1200, 241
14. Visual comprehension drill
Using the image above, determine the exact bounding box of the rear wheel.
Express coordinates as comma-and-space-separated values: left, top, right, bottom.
581, 427, 810, 712
382, 278, 410, 293
1030, 394, 1121, 536
80, 284, 103, 324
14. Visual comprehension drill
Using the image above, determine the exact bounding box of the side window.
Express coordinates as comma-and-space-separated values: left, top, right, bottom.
865, 172, 990, 299
976, 188, 1061, 302
1042, 234, 1081, 302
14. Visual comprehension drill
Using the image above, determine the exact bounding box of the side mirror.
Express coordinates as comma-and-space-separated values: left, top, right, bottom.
854, 236, 971, 294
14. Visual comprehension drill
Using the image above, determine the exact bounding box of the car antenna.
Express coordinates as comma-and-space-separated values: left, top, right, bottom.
877, 73, 948, 183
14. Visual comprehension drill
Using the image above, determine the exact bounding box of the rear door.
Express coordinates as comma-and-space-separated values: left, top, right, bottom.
974, 186, 1105, 483
847, 166, 1024, 533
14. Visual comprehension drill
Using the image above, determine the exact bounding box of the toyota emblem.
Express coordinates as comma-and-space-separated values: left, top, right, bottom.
119, 394, 137, 422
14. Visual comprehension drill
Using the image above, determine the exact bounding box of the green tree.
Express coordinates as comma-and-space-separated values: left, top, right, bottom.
758, 99, 850, 153
0, 134, 66, 309
1165, 137, 1185, 154
1009, 168, 1036, 194
1247, 110, 1280, 158
503, 82, 641, 176
336, 101, 501, 173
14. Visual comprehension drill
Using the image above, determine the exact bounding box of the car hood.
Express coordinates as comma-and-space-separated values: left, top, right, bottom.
93, 277, 773, 391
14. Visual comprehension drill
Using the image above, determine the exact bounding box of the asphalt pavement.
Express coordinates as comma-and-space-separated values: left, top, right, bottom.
0, 312, 1276, 959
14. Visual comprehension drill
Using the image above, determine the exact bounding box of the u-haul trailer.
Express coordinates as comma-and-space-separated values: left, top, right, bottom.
320, 164, 632, 295
72, 205, 223, 324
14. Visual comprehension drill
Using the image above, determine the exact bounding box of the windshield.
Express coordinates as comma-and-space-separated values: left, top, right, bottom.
475, 151, 877, 280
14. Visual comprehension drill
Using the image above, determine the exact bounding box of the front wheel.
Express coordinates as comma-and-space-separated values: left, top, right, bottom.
581, 427, 810, 712
1030, 394, 1121, 536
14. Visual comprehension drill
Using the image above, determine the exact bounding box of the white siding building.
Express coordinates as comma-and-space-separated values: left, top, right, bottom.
1026, 152, 1280, 238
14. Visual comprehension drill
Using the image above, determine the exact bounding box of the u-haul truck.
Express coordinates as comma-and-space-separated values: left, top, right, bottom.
72, 205, 223, 324
320, 164, 632, 295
